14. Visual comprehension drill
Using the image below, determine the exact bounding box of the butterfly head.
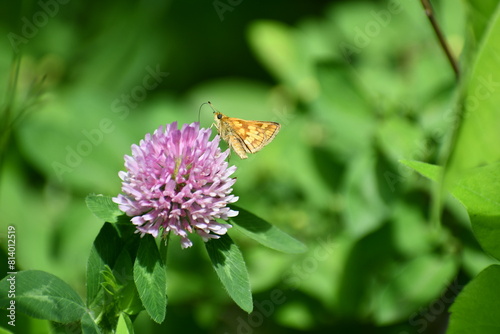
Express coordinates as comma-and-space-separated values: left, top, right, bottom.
207, 102, 225, 123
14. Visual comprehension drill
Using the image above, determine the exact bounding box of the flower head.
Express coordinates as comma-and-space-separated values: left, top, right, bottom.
113, 122, 238, 248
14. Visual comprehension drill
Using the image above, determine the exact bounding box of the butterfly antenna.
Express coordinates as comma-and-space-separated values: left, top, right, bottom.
198, 102, 210, 123
207, 101, 218, 113
198, 101, 220, 123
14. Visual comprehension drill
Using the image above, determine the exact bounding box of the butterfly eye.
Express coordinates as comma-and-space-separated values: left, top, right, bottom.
217, 113, 223, 119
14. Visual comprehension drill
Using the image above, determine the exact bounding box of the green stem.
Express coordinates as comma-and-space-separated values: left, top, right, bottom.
420, 0, 460, 79
420, 0, 462, 233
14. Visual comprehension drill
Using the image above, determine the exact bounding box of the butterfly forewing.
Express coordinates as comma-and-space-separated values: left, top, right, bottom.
213, 111, 281, 159
237, 119, 281, 153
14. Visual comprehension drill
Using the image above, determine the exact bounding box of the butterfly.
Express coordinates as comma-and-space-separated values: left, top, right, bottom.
206, 101, 281, 159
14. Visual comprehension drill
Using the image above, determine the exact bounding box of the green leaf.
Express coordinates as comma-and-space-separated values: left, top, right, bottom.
205, 234, 253, 313
399, 160, 442, 182
448, 265, 500, 334
447, 5, 500, 182
86, 194, 123, 223
230, 205, 306, 254
0, 270, 85, 323
463, 0, 499, 43
87, 222, 123, 306
446, 164, 500, 260
81, 311, 101, 334
116, 313, 134, 334
114, 250, 143, 315
133, 235, 167, 323
402, 161, 500, 260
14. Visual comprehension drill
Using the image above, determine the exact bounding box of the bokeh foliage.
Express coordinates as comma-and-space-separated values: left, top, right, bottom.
1, 0, 499, 333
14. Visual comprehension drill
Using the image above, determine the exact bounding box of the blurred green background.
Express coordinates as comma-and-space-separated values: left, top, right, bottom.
0, 0, 497, 333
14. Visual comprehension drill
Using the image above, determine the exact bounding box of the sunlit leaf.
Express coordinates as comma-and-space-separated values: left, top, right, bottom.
116, 313, 134, 334
448, 265, 500, 334
463, 0, 499, 43
86, 194, 122, 223
399, 160, 442, 181
446, 6, 500, 182
133, 235, 167, 323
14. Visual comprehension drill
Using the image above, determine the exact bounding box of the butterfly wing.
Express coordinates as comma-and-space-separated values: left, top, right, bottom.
214, 115, 249, 159
215, 113, 281, 159
227, 134, 250, 159
240, 120, 281, 153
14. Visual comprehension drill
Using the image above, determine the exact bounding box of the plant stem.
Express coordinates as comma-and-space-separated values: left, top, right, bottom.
420, 0, 460, 79
420, 0, 461, 232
